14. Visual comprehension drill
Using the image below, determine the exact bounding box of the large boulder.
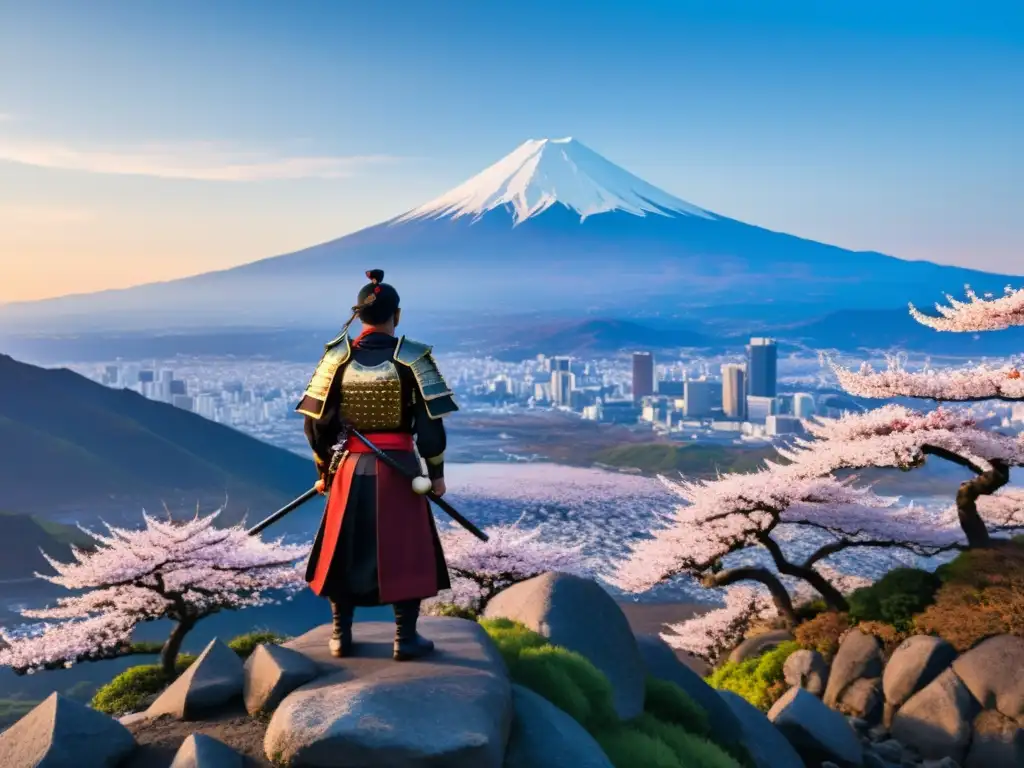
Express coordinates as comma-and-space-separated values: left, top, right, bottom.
768, 686, 864, 768
729, 629, 795, 664
784, 649, 830, 697
718, 691, 806, 768
964, 709, 1024, 768
147, 638, 245, 721
0, 693, 136, 767
824, 630, 884, 709
243, 642, 319, 715
483, 572, 645, 719
503, 684, 614, 768
951, 634, 1024, 720
170, 733, 244, 768
890, 668, 981, 763
634, 634, 744, 750
265, 618, 512, 768
835, 677, 884, 725
883, 635, 958, 713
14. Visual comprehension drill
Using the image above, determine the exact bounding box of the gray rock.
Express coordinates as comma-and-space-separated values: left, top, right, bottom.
146, 637, 245, 720
634, 634, 743, 749
863, 752, 898, 768
884, 636, 959, 711
784, 649, 830, 696
243, 642, 319, 715
267, 618, 512, 768
824, 630, 885, 709
769, 686, 864, 767
118, 712, 148, 726
922, 759, 961, 768
890, 668, 980, 763
964, 709, 1024, 768
503, 684, 613, 768
868, 724, 890, 742
483, 572, 644, 719
874, 739, 905, 763
718, 690, 806, 768
951, 634, 1024, 720
729, 629, 795, 664
838, 677, 885, 725
0, 693, 136, 767
170, 733, 243, 768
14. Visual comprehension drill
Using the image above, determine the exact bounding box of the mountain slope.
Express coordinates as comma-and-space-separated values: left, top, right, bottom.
0, 137, 1018, 333
0, 354, 316, 524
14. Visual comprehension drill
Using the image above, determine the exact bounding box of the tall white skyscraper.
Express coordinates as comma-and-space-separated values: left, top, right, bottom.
793, 393, 816, 419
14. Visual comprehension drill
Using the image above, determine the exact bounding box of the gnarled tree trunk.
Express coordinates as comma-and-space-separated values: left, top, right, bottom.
160, 618, 196, 677
702, 566, 798, 627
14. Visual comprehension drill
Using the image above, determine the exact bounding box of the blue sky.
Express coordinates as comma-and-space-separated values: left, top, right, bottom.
1, 0, 1022, 301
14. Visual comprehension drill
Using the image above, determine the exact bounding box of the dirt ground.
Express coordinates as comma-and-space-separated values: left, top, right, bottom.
124, 703, 273, 768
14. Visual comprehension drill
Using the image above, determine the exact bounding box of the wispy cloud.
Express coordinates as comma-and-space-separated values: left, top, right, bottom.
0, 137, 399, 181
0, 204, 96, 224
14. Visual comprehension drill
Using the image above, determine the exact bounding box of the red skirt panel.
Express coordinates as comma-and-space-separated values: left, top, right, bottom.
306, 433, 441, 604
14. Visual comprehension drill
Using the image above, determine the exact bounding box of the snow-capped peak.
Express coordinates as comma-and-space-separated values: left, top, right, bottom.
395, 137, 714, 225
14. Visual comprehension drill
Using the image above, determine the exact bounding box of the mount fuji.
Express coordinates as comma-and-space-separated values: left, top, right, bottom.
0, 137, 1018, 333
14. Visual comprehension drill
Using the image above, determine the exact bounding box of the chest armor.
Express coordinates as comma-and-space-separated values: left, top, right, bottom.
339, 360, 405, 431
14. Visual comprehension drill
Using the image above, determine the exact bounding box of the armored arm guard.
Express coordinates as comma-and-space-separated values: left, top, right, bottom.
295, 333, 352, 419
394, 336, 458, 420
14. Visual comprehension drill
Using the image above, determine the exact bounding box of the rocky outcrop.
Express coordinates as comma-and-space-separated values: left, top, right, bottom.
882, 636, 958, 724
824, 630, 885, 710
784, 649, 830, 697
890, 668, 980, 763
729, 629, 795, 664
147, 638, 246, 721
503, 684, 613, 768
768, 687, 863, 768
965, 709, 1024, 768
718, 690, 806, 768
483, 571, 645, 719
634, 634, 745, 752
243, 643, 319, 715
0, 693, 136, 768
264, 618, 512, 768
170, 733, 244, 768
951, 634, 1024, 720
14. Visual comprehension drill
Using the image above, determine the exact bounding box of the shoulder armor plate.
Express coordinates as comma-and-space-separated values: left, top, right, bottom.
295, 335, 352, 418
394, 336, 458, 419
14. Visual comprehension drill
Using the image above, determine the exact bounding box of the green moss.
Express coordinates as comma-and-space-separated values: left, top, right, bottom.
227, 630, 288, 658
631, 714, 740, 768
594, 727, 684, 768
644, 676, 710, 738
91, 630, 282, 715
705, 641, 800, 711
847, 568, 940, 631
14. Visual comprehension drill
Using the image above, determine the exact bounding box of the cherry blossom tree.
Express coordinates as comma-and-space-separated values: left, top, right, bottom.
608, 464, 956, 622
426, 519, 588, 616
0, 510, 309, 676
824, 285, 1024, 547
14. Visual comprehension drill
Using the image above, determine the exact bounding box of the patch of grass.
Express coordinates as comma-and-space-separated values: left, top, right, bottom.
91, 629, 285, 716
847, 568, 940, 632
480, 618, 741, 768
426, 602, 478, 620
227, 630, 288, 658
705, 641, 800, 711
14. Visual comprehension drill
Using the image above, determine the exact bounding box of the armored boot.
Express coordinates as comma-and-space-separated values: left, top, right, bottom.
393, 599, 434, 661
328, 597, 354, 658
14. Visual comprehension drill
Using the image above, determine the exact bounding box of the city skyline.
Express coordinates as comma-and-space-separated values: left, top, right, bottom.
2, 2, 1023, 303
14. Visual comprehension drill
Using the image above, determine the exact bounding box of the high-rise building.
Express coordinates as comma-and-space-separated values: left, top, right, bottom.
138, 370, 155, 384
746, 337, 778, 397
632, 352, 655, 401
550, 370, 575, 406
746, 395, 777, 423
657, 380, 684, 397
551, 357, 572, 373
684, 379, 718, 417
170, 380, 187, 396
721, 364, 746, 420
793, 393, 816, 419
766, 415, 805, 436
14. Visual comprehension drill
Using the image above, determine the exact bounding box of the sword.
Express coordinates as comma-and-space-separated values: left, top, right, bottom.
247, 487, 319, 536
344, 425, 489, 542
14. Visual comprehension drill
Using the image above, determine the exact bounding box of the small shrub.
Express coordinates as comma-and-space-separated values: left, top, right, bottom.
631, 714, 741, 768
227, 630, 288, 658
425, 602, 478, 620
856, 620, 908, 657
595, 726, 683, 768
794, 611, 850, 660
793, 599, 827, 622
644, 677, 710, 738
847, 568, 940, 631
914, 540, 1024, 651
91, 653, 195, 715
705, 641, 799, 711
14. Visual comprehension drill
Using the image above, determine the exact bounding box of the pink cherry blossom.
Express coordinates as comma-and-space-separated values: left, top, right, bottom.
909, 285, 1024, 333
660, 585, 774, 664
0, 510, 309, 674
826, 355, 1024, 402
426, 518, 588, 614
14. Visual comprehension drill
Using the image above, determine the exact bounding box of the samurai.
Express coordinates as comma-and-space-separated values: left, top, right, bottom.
296, 269, 457, 661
